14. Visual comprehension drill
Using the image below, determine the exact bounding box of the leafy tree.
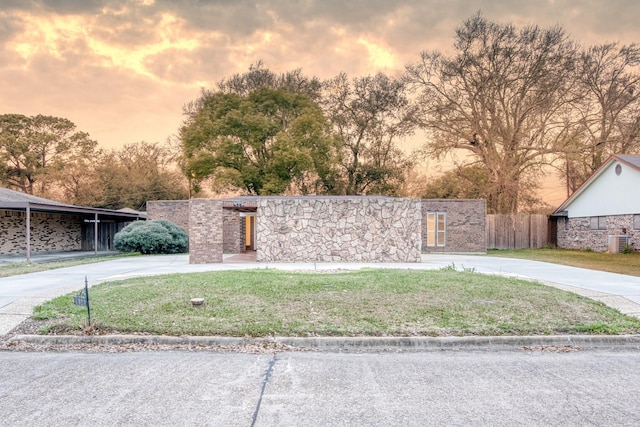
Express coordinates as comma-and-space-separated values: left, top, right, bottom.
114, 219, 188, 254
560, 43, 640, 193
421, 165, 490, 199
180, 87, 341, 195
405, 13, 578, 213
322, 73, 416, 195
0, 114, 96, 195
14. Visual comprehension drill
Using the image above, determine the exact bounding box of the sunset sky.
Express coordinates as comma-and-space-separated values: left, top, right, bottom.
2, 0, 640, 205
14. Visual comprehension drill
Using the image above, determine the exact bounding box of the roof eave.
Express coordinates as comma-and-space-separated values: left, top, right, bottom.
0, 202, 142, 219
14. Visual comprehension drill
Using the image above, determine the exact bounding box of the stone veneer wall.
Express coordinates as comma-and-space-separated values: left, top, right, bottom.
256, 197, 422, 262
0, 210, 82, 254
146, 200, 190, 233
421, 199, 486, 253
557, 215, 639, 252
223, 209, 245, 254
189, 199, 223, 263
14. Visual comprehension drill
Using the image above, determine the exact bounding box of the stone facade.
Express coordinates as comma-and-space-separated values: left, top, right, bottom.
557, 215, 639, 252
421, 199, 486, 253
223, 209, 245, 254
146, 200, 190, 233
256, 197, 422, 262
188, 199, 223, 263
0, 210, 82, 254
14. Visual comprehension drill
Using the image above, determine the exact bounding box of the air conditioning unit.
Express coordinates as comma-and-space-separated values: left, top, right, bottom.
608, 235, 629, 254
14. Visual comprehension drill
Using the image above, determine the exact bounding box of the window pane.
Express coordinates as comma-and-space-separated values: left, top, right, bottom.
598, 216, 607, 230
437, 213, 446, 246
427, 213, 435, 246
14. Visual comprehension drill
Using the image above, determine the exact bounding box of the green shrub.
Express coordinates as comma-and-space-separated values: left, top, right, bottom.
114, 219, 188, 254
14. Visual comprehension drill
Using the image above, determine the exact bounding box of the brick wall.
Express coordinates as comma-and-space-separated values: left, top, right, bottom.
0, 210, 82, 254
223, 209, 245, 253
189, 199, 223, 263
146, 200, 190, 233
557, 215, 639, 252
256, 197, 422, 262
421, 199, 486, 253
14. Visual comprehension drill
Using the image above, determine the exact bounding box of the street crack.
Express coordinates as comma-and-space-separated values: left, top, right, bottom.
251, 354, 277, 427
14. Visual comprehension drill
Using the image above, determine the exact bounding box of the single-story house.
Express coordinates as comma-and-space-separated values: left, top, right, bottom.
552, 154, 640, 252
0, 187, 144, 260
147, 196, 486, 264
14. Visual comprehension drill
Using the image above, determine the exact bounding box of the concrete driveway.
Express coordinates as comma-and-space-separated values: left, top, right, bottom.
1, 253, 640, 337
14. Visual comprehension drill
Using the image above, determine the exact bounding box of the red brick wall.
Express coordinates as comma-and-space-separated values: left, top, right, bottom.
146, 200, 189, 233
189, 199, 223, 263
421, 200, 486, 253
223, 209, 245, 254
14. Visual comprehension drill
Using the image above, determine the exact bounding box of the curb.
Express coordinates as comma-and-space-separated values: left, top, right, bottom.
8, 334, 640, 351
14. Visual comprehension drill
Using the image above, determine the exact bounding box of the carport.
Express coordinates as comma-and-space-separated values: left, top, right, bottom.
0, 187, 143, 261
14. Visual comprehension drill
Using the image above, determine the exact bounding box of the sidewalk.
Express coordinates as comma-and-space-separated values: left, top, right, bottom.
1, 254, 640, 340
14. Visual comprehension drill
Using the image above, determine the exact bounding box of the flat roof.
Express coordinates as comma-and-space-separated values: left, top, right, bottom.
0, 187, 143, 220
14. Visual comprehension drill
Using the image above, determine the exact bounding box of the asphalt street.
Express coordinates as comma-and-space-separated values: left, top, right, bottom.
1, 348, 639, 426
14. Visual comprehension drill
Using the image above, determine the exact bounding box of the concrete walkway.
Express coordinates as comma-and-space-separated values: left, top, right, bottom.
1, 253, 640, 338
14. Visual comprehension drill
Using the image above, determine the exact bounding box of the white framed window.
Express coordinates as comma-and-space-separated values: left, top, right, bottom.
426, 212, 446, 247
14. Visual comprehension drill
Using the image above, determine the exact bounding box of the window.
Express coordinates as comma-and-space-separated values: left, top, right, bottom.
634, 215, 640, 230
590, 216, 607, 230
426, 212, 446, 247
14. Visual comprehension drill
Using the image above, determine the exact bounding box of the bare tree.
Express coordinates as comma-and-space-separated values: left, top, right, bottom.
216, 61, 322, 100
322, 72, 416, 196
405, 13, 578, 213
561, 43, 640, 193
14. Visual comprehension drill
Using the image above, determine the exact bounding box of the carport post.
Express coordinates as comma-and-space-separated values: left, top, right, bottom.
25, 204, 31, 262
94, 212, 98, 255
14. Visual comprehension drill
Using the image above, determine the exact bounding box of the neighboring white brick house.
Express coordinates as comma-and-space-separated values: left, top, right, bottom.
553, 155, 640, 252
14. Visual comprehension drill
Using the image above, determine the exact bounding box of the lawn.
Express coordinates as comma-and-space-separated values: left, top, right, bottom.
33, 268, 640, 337
488, 248, 640, 277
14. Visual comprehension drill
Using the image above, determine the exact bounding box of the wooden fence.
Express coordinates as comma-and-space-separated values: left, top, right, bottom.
486, 214, 551, 250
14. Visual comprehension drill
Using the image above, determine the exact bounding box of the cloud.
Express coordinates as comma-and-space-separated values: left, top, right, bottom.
1, 0, 639, 149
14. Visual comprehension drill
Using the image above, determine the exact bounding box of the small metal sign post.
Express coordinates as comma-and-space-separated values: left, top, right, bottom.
73, 276, 91, 326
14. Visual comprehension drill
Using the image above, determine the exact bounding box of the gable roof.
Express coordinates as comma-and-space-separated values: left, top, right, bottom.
553, 154, 640, 215
0, 186, 142, 219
